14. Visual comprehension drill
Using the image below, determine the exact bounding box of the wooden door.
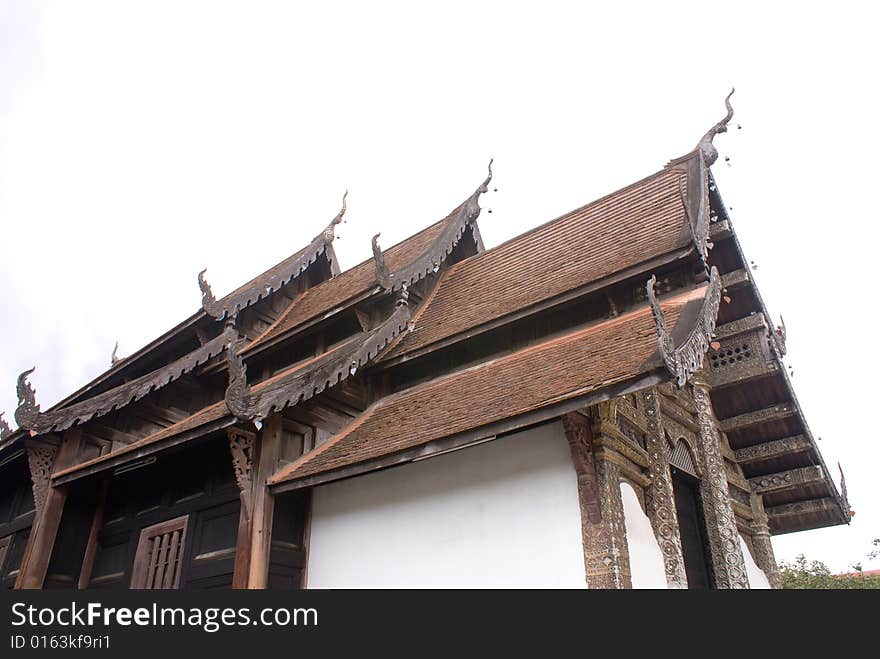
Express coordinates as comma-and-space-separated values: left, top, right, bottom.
130, 515, 189, 589
671, 469, 714, 589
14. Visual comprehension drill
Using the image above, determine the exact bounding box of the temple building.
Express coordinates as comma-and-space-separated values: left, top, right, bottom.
0, 92, 851, 589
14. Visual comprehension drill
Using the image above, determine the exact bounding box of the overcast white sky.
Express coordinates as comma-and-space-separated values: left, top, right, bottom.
1, 1, 877, 573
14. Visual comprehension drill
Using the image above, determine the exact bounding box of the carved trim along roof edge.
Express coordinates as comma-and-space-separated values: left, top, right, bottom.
371, 160, 492, 292
14, 326, 237, 435
241, 160, 493, 354
0, 412, 11, 441
647, 266, 722, 388
225, 288, 413, 423
198, 192, 348, 321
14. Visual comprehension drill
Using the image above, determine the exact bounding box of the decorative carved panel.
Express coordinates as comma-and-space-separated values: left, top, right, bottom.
25, 443, 58, 518
692, 383, 750, 589
642, 388, 688, 588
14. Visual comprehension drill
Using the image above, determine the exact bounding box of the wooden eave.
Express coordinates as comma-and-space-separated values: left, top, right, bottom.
376, 160, 706, 368
705, 175, 849, 532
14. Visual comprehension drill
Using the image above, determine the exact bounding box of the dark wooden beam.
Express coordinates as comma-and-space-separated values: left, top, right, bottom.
749, 466, 824, 494
719, 403, 796, 433
765, 497, 839, 519
734, 435, 811, 465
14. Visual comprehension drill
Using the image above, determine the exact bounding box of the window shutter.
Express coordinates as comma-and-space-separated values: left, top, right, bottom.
130, 515, 189, 589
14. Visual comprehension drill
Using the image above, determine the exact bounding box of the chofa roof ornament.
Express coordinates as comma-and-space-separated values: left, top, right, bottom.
376, 159, 493, 293
0, 412, 12, 440
646, 267, 722, 388
198, 190, 349, 321
14, 367, 39, 431
697, 89, 735, 167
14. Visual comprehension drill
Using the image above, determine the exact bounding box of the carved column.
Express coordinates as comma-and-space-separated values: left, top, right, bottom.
641, 388, 688, 588
563, 412, 631, 589
15, 437, 69, 589
228, 427, 256, 589
749, 496, 782, 589
691, 379, 750, 589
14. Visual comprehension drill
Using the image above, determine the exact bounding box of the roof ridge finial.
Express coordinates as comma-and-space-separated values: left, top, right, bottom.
0, 412, 12, 440
323, 190, 348, 244
372, 233, 391, 288
478, 158, 494, 194
697, 88, 735, 166
224, 336, 254, 424
111, 341, 120, 366
15, 367, 39, 431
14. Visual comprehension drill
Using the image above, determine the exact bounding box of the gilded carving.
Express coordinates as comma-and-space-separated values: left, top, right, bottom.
641, 388, 688, 588
692, 382, 750, 589
647, 266, 722, 388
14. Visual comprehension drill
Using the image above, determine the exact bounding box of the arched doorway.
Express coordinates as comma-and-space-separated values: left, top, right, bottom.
667, 437, 714, 589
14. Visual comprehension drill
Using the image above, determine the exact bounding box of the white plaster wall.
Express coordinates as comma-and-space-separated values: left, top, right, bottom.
739, 534, 771, 589
307, 422, 587, 588
620, 482, 669, 589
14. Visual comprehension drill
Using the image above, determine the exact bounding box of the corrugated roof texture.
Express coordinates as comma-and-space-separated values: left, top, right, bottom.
270, 286, 704, 486
382, 165, 693, 360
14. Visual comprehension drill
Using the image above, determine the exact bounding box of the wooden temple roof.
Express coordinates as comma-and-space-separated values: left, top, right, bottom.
244, 217, 447, 353
9, 93, 851, 537
379, 164, 697, 363
269, 286, 705, 490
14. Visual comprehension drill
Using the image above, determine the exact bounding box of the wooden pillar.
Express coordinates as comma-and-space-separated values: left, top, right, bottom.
228, 427, 256, 589
248, 416, 283, 589
749, 496, 782, 589
691, 379, 750, 589
640, 388, 688, 588
562, 412, 631, 589
15, 431, 81, 589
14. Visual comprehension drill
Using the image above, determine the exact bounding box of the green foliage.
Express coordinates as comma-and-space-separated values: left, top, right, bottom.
779, 553, 880, 589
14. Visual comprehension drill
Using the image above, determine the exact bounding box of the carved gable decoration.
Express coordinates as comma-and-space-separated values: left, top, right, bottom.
647, 266, 722, 388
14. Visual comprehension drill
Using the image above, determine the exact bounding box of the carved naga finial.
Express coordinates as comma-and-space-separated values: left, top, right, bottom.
0, 412, 12, 440
224, 337, 254, 423
697, 89, 735, 166
15, 367, 40, 431
323, 190, 348, 244
198, 268, 217, 308
774, 315, 787, 357
111, 341, 120, 366
372, 233, 391, 288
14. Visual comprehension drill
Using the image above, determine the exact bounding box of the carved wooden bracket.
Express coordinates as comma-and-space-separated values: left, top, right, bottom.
562, 412, 602, 524
647, 266, 722, 388
228, 428, 256, 516
25, 442, 59, 518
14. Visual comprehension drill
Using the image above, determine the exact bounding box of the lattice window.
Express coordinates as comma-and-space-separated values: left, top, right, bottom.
709, 342, 752, 370
130, 515, 189, 589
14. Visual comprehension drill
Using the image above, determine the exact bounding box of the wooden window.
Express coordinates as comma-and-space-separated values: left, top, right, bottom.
130, 515, 189, 589
0, 535, 10, 576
